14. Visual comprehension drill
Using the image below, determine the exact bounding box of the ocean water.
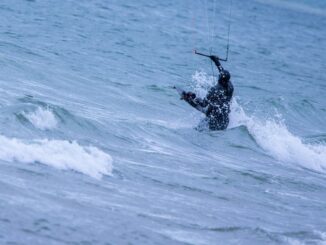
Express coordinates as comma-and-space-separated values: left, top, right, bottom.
0, 0, 325, 244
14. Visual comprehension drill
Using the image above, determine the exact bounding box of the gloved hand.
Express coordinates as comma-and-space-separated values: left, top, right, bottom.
209, 55, 220, 62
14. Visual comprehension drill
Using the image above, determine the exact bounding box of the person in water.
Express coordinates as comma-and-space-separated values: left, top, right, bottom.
181, 55, 234, 130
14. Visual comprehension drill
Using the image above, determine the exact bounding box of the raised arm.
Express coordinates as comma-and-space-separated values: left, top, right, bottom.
210, 55, 224, 72
194, 50, 225, 73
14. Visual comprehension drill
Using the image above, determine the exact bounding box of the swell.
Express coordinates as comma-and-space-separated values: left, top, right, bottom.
14, 95, 102, 134
0, 96, 113, 179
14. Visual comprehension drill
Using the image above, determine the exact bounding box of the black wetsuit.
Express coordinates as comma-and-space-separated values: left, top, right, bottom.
184, 58, 233, 130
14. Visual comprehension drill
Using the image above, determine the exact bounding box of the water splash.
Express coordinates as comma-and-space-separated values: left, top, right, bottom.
191, 71, 215, 98
24, 107, 58, 130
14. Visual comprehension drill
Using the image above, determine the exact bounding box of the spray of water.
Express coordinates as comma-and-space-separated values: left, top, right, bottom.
24, 107, 58, 130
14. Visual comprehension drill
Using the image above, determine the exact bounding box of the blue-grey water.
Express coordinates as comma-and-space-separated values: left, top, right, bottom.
0, 0, 326, 244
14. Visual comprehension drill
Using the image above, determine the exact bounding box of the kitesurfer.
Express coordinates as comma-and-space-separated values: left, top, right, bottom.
181, 55, 233, 130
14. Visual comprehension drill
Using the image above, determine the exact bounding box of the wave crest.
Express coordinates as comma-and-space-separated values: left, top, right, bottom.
0, 135, 112, 179
23, 107, 58, 130
230, 99, 326, 173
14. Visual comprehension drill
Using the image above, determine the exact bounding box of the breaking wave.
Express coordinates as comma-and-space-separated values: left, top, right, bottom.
229, 100, 326, 173
0, 134, 112, 179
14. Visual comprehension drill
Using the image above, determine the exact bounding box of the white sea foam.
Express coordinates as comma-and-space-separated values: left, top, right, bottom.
230, 100, 326, 173
0, 135, 112, 179
193, 72, 326, 173
24, 107, 58, 130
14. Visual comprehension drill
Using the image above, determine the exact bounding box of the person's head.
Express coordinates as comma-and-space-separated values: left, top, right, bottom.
218, 70, 231, 85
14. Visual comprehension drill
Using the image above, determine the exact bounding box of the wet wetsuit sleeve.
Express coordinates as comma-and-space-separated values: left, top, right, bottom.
184, 96, 208, 114
211, 56, 224, 73
193, 97, 208, 107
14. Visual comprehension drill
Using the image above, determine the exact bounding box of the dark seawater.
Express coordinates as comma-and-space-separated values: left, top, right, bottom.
0, 0, 325, 244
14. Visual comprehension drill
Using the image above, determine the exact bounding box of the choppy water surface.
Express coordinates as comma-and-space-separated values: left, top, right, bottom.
0, 0, 325, 244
